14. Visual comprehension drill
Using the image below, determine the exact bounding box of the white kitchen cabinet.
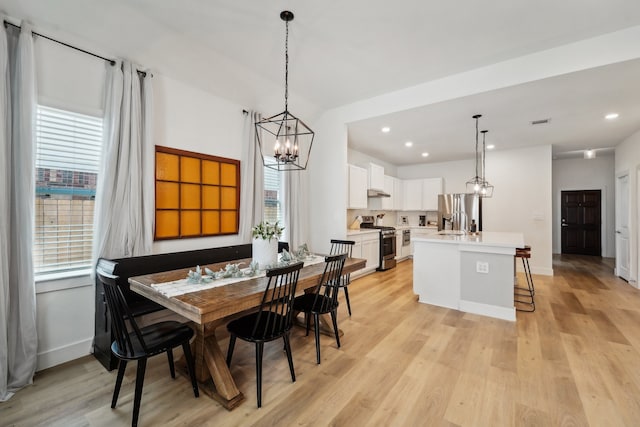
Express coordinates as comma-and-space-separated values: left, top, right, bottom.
348, 231, 380, 277
348, 164, 368, 209
368, 163, 385, 191
422, 177, 443, 210
393, 178, 404, 211
395, 232, 403, 261
402, 179, 423, 211
361, 233, 380, 272
370, 175, 395, 210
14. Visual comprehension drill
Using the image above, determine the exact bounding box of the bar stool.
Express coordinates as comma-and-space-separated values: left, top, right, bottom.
514, 245, 535, 312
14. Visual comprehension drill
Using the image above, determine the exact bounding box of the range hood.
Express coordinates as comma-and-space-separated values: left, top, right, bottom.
367, 189, 390, 198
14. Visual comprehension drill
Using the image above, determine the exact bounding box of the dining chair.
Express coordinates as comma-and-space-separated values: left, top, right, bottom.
226, 261, 304, 408
293, 253, 347, 364
96, 267, 199, 427
330, 239, 356, 316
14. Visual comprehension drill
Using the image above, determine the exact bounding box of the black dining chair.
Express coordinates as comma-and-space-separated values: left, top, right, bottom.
96, 267, 199, 427
293, 253, 347, 364
226, 261, 304, 408
330, 239, 356, 316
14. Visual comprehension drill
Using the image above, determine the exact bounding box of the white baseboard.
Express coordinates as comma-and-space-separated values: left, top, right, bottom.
532, 266, 554, 276
36, 338, 93, 372
459, 300, 516, 322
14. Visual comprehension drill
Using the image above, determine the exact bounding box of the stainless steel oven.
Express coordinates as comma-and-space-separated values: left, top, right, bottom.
379, 229, 397, 271
359, 215, 397, 271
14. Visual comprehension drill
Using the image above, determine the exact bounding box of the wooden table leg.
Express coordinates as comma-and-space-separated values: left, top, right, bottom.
184, 321, 245, 410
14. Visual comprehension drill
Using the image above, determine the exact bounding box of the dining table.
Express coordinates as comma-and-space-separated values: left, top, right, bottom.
128, 255, 366, 410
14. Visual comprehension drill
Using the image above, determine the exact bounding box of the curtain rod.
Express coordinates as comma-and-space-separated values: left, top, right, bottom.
3, 20, 149, 77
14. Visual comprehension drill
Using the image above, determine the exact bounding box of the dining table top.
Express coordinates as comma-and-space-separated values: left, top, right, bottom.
128, 256, 367, 325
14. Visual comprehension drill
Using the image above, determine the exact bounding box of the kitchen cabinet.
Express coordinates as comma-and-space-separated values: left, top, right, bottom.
395, 232, 403, 261
393, 178, 403, 211
368, 163, 385, 191
348, 231, 380, 278
422, 177, 443, 211
361, 234, 379, 272
348, 164, 368, 209
401, 177, 443, 211
402, 179, 423, 211
369, 175, 395, 211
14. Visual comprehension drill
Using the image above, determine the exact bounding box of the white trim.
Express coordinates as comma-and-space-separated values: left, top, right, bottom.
36, 270, 93, 294
459, 300, 516, 322
36, 338, 93, 371
531, 266, 554, 276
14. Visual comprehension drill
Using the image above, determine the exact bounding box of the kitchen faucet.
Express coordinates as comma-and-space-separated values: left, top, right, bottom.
450, 210, 469, 234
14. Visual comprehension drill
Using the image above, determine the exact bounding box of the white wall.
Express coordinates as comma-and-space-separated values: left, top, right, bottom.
397, 145, 553, 275
615, 129, 640, 286
347, 148, 398, 177
552, 155, 615, 257
33, 39, 250, 370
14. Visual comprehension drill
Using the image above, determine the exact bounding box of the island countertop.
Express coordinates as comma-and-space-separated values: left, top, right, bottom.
412, 231, 524, 249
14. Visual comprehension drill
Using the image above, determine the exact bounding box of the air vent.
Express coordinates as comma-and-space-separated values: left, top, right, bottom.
531, 118, 551, 125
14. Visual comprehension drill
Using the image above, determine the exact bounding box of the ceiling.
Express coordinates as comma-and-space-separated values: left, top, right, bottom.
3, 0, 640, 164
348, 59, 640, 165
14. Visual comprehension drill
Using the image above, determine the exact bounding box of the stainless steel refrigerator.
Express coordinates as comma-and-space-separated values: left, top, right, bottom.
437, 193, 482, 232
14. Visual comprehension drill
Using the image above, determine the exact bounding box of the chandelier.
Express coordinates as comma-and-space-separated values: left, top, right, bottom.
465, 114, 494, 198
255, 11, 314, 171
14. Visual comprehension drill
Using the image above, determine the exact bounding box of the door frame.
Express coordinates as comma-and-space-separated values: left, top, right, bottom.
615, 170, 632, 283
557, 186, 607, 257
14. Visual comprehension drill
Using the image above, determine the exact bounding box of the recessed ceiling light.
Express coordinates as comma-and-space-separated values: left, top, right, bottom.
421, 152, 429, 157
605, 113, 619, 120
584, 149, 596, 159
405, 141, 413, 147
486, 144, 495, 150
381, 126, 391, 133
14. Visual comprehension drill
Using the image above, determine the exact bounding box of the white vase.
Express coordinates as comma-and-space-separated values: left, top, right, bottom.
252, 238, 278, 269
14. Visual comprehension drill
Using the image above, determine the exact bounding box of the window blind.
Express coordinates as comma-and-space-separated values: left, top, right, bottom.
34, 105, 103, 275
263, 162, 282, 224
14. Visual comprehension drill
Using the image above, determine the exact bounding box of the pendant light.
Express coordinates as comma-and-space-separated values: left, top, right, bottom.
465, 114, 493, 198
466, 114, 484, 194
255, 11, 314, 171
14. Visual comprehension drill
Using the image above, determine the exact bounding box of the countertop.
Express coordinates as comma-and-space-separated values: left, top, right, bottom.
412, 231, 525, 248
346, 229, 381, 236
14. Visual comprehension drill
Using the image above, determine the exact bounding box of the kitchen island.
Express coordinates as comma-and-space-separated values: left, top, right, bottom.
412, 231, 525, 321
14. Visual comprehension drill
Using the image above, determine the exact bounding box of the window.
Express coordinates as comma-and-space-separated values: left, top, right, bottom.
154, 146, 240, 239
33, 105, 103, 275
263, 161, 283, 224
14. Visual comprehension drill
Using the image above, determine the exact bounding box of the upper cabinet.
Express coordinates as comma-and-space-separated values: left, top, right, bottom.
401, 177, 443, 211
368, 163, 385, 190
348, 164, 368, 209
402, 179, 423, 211
393, 178, 403, 210
422, 177, 443, 210
369, 175, 396, 211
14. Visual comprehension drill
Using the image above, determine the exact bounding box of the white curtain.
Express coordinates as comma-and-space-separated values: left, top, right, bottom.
93, 61, 154, 261
239, 111, 264, 242
0, 20, 38, 402
283, 171, 309, 249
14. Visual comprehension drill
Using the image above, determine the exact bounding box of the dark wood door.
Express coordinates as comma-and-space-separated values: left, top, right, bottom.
561, 190, 601, 255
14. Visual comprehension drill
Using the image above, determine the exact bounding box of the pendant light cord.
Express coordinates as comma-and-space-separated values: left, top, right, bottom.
284, 18, 289, 112
475, 116, 480, 179
482, 131, 486, 181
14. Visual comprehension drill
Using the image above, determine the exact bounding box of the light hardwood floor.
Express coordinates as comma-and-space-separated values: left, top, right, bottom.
2, 255, 640, 426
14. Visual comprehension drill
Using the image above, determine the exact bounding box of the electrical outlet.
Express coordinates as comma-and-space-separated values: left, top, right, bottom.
476, 261, 489, 274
